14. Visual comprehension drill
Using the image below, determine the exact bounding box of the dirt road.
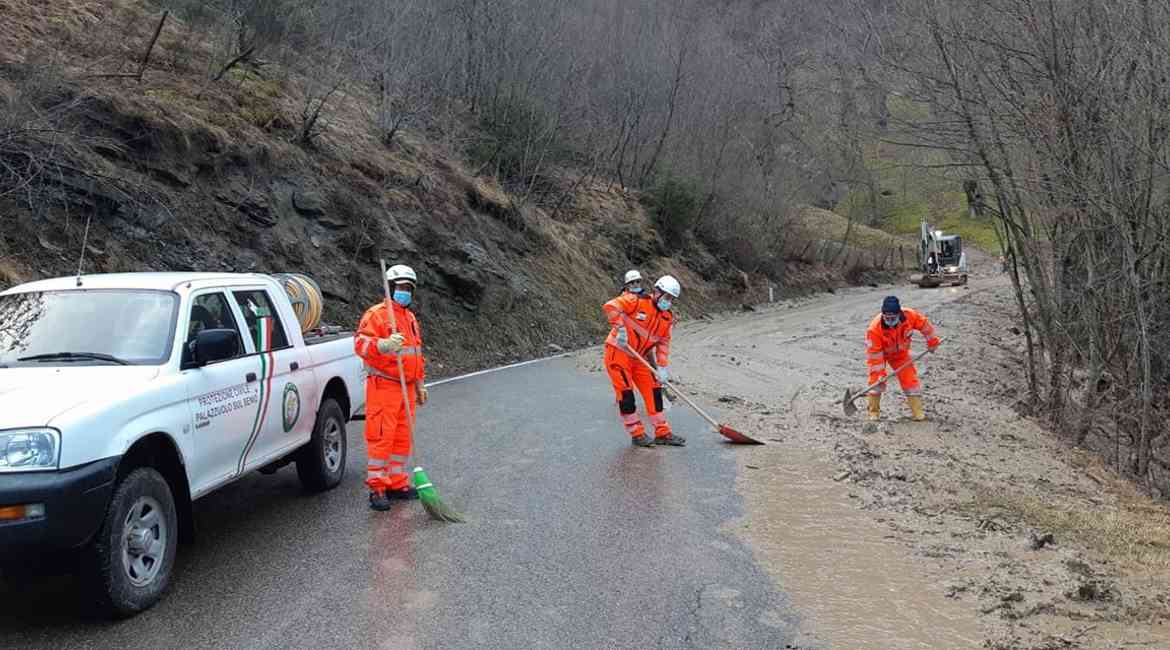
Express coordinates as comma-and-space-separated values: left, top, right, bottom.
639, 269, 1170, 648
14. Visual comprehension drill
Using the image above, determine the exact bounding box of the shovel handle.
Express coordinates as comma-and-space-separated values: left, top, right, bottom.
621, 343, 722, 430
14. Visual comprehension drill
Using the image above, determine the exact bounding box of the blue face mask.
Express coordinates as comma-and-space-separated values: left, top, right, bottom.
882, 313, 900, 327
393, 290, 413, 307
657, 298, 672, 311
628, 285, 644, 295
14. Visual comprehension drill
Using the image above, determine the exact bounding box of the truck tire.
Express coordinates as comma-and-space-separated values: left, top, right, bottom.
296, 398, 347, 492
83, 467, 178, 618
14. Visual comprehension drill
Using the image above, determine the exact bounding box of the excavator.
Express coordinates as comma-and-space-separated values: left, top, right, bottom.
910, 219, 967, 287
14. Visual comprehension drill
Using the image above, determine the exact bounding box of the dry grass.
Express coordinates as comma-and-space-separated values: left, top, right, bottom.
972, 486, 1170, 571
795, 206, 910, 251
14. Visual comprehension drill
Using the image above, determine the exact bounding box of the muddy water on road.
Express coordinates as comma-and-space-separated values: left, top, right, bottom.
669, 283, 992, 647
732, 443, 983, 648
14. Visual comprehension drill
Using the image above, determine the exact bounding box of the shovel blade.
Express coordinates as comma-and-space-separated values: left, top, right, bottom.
842, 388, 859, 416
719, 424, 765, 445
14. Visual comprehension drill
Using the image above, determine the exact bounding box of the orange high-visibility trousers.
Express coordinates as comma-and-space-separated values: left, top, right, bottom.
604, 345, 672, 439
364, 375, 417, 492
868, 351, 922, 396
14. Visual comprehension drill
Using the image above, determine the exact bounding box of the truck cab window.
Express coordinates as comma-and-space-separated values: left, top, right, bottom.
232, 290, 290, 351
184, 293, 244, 365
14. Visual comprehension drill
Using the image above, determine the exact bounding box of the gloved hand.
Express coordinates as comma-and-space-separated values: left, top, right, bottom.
614, 327, 628, 347
657, 367, 670, 384
376, 333, 405, 354
416, 385, 428, 405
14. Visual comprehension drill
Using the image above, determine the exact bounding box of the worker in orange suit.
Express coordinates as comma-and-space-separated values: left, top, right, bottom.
622, 269, 646, 296
354, 264, 428, 511
865, 295, 940, 422
603, 275, 685, 447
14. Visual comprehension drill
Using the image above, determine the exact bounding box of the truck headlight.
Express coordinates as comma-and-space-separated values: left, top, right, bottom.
0, 429, 60, 472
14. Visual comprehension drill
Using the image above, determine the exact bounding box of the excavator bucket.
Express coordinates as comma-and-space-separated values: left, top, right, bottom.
842, 388, 859, 416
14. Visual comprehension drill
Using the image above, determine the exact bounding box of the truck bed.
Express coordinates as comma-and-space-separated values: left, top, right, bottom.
302, 325, 353, 346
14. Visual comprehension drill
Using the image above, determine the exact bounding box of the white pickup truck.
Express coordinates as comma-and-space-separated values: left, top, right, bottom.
0, 272, 365, 616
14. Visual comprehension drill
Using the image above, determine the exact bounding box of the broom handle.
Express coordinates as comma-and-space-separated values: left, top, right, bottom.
622, 343, 722, 430
850, 337, 943, 400
380, 260, 416, 432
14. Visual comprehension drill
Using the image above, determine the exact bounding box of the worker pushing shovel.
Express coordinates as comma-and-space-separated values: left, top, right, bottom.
602, 275, 762, 446
602, 274, 687, 447
842, 296, 941, 421
618, 270, 671, 412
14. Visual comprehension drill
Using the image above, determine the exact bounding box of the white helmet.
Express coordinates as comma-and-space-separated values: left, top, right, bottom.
654, 275, 681, 298
623, 269, 643, 284
386, 264, 417, 286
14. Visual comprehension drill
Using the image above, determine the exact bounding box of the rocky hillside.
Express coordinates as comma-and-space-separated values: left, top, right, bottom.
0, 0, 905, 377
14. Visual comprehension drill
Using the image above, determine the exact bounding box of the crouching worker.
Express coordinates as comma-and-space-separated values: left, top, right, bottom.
602, 275, 685, 447
865, 296, 940, 422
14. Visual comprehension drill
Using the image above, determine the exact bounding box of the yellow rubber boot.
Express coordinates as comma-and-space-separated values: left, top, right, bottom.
907, 395, 926, 421
866, 395, 881, 421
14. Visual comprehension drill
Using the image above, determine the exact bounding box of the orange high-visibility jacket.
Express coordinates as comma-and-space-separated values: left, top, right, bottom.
603, 293, 673, 367
865, 307, 939, 374
354, 300, 426, 383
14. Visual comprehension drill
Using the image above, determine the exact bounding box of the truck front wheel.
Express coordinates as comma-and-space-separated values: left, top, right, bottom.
84, 467, 178, 617
296, 398, 347, 492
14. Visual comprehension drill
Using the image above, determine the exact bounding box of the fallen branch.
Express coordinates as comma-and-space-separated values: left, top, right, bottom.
135, 10, 169, 80
213, 45, 256, 82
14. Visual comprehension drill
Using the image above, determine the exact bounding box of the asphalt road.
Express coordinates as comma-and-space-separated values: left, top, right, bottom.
0, 355, 808, 649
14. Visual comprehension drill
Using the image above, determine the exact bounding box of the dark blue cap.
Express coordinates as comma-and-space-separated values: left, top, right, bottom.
881, 296, 901, 314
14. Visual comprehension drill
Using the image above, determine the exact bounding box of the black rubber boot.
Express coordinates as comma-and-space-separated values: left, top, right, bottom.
369, 490, 392, 511
653, 433, 686, 447
630, 434, 654, 448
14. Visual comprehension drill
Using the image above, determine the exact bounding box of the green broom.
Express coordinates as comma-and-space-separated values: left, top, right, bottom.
413, 467, 465, 523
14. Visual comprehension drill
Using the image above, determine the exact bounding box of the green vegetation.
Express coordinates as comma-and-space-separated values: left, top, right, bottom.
834, 95, 1002, 254
641, 173, 703, 247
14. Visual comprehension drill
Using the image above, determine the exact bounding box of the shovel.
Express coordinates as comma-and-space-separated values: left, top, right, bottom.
840, 342, 940, 416
623, 343, 764, 445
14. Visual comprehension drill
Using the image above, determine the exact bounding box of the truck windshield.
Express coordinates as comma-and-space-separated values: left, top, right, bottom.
0, 290, 178, 366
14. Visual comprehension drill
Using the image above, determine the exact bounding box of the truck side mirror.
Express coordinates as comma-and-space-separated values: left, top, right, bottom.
192, 329, 239, 367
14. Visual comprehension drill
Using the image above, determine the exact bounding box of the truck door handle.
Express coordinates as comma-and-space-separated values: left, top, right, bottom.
246, 372, 257, 383
290, 362, 300, 372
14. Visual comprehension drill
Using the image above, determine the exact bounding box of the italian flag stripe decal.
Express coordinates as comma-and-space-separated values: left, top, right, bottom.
238, 317, 276, 475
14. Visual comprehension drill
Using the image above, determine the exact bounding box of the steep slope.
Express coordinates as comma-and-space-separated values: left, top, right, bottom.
0, 0, 904, 376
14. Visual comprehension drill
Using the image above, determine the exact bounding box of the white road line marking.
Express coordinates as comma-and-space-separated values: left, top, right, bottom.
424, 352, 576, 388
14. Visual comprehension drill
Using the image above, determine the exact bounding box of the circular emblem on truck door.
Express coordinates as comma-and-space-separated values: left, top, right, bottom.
282, 382, 301, 432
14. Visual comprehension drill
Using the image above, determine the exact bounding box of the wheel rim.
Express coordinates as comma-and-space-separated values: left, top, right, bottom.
121, 496, 167, 588
323, 418, 342, 473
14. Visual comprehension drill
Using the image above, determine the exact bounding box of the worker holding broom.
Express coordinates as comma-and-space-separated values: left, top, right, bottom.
355, 264, 428, 511
603, 275, 685, 447
865, 296, 940, 422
